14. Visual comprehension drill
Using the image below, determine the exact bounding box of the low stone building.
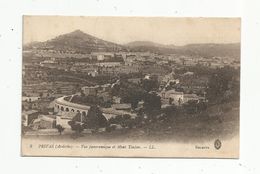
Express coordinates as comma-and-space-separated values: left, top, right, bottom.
22, 110, 39, 126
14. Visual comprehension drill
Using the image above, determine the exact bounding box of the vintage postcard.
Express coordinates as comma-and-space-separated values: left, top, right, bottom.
21, 16, 240, 158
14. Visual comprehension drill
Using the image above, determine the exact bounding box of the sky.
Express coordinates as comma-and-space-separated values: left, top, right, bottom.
23, 16, 240, 46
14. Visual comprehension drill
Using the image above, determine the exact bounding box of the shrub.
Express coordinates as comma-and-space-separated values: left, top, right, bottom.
56, 124, 65, 135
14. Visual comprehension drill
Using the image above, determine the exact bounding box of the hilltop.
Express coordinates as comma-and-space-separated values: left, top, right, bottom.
24, 30, 125, 53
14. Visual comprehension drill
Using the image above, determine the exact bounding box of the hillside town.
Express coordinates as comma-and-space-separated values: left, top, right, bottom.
22, 30, 240, 140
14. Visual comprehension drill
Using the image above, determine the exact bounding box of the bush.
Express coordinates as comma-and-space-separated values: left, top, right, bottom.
84, 105, 108, 129
106, 125, 117, 132
68, 121, 84, 133
108, 114, 137, 129
56, 124, 65, 135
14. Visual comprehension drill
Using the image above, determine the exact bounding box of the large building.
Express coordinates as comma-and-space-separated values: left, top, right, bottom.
81, 84, 111, 96
161, 90, 184, 105
160, 89, 205, 105
91, 52, 114, 61
81, 86, 99, 96
54, 96, 136, 120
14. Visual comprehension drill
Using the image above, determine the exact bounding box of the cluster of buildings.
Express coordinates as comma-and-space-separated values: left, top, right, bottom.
170, 55, 240, 69
24, 49, 240, 83
22, 48, 239, 134
22, 70, 208, 132
22, 80, 137, 131
157, 71, 207, 107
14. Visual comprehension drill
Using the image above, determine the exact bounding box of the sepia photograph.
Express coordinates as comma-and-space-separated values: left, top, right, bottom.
21, 16, 240, 158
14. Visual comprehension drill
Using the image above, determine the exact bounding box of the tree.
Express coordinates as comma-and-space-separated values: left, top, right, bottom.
143, 92, 161, 119
111, 83, 120, 96
118, 81, 145, 110
206, 66, 239, 104
108, 114, 139, 129
169, 98, 173, 105
141, 78, 159, 92
56, 124, 65, 135
178, 98, 182, 106
161, 105, 178, 122
68, 120, 84, 136
183, 100, 198, 114
68, 112, 85, 136
80, 89, 85, 97
84, 105, 108, 130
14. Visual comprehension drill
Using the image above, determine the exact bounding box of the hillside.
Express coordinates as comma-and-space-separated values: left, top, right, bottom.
24, 30, 126, 53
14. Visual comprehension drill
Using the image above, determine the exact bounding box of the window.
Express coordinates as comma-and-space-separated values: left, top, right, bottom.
71, 109, 74, 112
65, 108, 69, 112
61, 106, 64, 111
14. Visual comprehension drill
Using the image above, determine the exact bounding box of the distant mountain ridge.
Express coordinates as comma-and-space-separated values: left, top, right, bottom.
24, 30, 240, 59
125, 41, 167, 48
126, 41, 240, 59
